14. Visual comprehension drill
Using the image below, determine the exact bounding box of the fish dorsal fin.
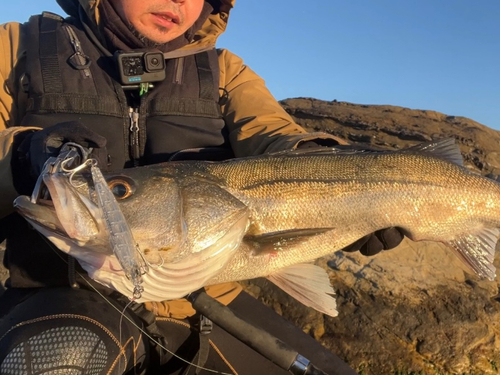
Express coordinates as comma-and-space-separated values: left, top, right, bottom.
446, 227, 499, 280
270, 138, 464, 167
272, 145, 379, 157
267, 264, 338, 317
405, 138, 464, 166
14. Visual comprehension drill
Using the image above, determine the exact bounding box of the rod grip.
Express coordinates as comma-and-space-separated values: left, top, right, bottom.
189, 290, 301, 371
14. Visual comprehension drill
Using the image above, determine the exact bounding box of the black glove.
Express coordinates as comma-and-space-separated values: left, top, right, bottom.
297, 140, 340, 149
12, 121, 108, 194
342, 227, 405, 256
297, 141, 323, 149
25, 121, 108, 175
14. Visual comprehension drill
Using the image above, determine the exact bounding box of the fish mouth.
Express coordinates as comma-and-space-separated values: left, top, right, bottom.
14, 173, 102, 244
14, 195, 66, 236
33, 198, 55, 209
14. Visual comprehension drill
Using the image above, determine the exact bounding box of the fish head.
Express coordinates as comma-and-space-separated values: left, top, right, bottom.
13, 165, 186, 264
104, 168, 186, 262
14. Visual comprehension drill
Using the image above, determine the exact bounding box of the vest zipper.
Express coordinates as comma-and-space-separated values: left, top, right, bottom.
129, 107, 140, 164
174, 57, 185, 84
63, 25, 92, 79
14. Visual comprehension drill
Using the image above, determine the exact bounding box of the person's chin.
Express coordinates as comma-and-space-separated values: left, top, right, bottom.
143, 26, 180, 43
130, 25, 176, 46
151, 32, 177, 44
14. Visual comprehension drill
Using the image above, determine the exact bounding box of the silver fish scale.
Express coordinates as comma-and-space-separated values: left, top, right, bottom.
205, 152, 500, 282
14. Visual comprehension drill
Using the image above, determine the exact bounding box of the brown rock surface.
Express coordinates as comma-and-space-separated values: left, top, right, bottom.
3, 98, 500, 374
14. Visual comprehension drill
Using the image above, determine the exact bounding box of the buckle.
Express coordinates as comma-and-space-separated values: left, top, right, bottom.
199, 315, 213, 335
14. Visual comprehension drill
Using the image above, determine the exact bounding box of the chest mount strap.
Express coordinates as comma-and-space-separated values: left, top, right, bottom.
39, 12, 65, 93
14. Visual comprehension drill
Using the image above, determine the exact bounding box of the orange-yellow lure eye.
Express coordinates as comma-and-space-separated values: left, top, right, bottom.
107, 179, 134, 200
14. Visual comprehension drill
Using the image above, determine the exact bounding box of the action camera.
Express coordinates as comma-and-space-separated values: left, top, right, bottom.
115, 50, 166, 86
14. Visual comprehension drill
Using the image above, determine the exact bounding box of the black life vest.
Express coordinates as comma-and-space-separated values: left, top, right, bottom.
21, 12, 231, 168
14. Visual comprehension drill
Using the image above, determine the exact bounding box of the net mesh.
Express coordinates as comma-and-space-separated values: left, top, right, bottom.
1, 326, 109, 375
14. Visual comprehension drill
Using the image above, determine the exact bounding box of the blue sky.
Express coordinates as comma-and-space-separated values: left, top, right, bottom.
2, 1, 499, 129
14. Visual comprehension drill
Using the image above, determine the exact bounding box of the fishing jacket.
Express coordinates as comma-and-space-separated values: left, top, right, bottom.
0, 0, 346, 318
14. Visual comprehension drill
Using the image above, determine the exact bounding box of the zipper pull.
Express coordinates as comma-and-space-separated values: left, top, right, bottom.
129, 108, 140, 133
129, 108, 141, 162
64, 25, 92, 78
70, 36, 82, 53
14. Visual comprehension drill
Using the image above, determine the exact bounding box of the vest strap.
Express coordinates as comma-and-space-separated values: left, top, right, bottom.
27, 94, 124, 117
39, 12, 64, 93
195, 314, 213, 374
195, 52, 215, 101
147, 98, 222, 118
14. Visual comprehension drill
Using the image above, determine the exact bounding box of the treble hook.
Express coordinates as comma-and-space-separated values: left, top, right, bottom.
137, 247, 164, 271
66, 159, 97, 188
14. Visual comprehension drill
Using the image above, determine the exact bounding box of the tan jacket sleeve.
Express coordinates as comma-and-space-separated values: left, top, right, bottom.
0, 22, 40, 218
218, 48, 346, 157
144, 282, 243, 319
0, 22, 21, 130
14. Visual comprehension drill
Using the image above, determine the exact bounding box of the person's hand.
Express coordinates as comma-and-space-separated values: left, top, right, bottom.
341, 227, 405, 256
23, 121, 108, 176
12, 121, 109, 195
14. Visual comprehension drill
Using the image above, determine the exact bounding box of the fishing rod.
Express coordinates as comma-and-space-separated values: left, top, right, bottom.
188, 290, 357, 375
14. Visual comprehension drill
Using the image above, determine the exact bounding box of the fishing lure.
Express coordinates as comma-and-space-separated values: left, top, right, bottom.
88, 159, 146, 299
33, 143, 147, 299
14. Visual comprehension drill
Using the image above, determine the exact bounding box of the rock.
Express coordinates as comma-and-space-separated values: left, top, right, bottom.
245, 241, 500, 374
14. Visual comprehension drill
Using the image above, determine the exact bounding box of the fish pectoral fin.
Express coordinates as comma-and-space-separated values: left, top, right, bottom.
246, 228, 333, 255
267, 264, 338, 318
446, 227, 498, 281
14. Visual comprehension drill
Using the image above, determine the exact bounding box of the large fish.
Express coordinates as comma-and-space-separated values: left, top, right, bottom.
13, 139, 500, 317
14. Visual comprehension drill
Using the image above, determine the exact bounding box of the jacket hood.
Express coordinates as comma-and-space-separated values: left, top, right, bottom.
56, 0, 234, 50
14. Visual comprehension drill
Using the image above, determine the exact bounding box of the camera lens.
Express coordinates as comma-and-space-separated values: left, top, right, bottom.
145, 52, 165, 72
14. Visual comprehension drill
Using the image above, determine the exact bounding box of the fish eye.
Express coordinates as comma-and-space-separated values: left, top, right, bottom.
107, 178, 135, 200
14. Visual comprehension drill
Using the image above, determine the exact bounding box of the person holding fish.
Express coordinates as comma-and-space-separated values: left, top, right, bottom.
0, 0, 405, 373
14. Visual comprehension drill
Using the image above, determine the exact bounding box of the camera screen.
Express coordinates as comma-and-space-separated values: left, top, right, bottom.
122, 57, 145, 77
